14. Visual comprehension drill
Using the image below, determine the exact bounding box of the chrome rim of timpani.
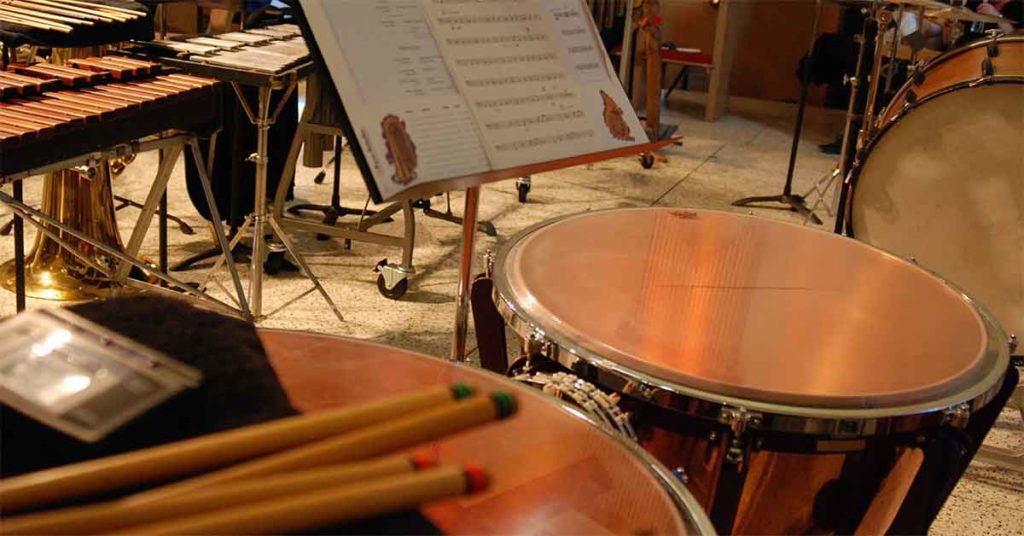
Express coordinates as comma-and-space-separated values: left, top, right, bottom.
493, 208, 1010, 436
525, 373, 717, 535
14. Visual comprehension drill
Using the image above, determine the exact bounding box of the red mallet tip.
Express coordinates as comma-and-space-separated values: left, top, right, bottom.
463, 465, 489, 494
410, 452, 437, 471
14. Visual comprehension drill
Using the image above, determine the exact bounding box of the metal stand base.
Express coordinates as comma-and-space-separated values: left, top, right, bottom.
286, 138, 390, 239
415, 195, 497, 237
210, 82, 343, 323
171, 230, 251, 272
732, 193, 823, 225
731, 0, 824, 227
802, 167, 841, 223
115, 195, 196, 236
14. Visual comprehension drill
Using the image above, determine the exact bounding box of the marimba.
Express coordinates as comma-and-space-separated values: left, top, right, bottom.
0, 55, 249, 318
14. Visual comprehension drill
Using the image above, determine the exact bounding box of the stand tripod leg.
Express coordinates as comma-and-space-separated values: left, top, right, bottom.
197, 216, 252, 292
245, 85, 272, 320
189, 139, 251, 320
114, 195, 195, 235
13, 180, 25, 312
451, 186, 481, 362
159, 193, 168, 273
267, 215, 344, 323
733, 193, 824, 225
316, 137, 343, 241
801, 167, 841, 222
115, 143, 182, 283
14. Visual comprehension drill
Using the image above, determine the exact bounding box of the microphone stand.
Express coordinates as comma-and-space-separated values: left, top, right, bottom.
732, 0, 824, 225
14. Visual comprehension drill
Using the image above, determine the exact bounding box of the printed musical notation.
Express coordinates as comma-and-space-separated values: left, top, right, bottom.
301, 0, 646, 202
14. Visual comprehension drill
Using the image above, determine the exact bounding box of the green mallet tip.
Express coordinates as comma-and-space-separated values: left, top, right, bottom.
490, 391, 518, 419
451, 383, 475, 400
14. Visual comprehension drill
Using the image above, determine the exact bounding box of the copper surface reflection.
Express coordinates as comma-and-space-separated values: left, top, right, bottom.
503, 209, 987, 409
260, 330, 704, 535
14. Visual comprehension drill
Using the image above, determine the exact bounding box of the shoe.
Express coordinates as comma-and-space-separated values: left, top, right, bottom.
819, 136, 843, 155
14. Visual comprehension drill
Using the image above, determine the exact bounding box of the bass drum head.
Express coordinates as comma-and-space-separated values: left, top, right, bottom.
851, 83, 1023, 343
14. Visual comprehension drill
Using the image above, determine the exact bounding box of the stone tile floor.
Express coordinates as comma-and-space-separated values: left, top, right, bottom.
0, 92, 1019, 533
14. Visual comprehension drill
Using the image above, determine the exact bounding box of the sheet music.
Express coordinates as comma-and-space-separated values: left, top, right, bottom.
301, 0, 645, 202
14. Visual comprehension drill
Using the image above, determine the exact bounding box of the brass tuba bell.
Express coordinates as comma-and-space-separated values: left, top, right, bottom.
0, 164, 126, 301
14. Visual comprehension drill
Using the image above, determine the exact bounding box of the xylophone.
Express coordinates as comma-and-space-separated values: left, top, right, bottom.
0, 55, 249, 319
0, 56, 221, 178
140, 24, 309, 75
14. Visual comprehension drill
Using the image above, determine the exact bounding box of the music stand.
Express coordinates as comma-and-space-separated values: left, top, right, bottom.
296, 0, 675, 360
732, 0, 824, 225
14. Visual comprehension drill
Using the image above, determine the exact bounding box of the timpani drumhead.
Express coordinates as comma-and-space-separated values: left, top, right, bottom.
851, 83, 1024, 343
496, 208, 1002, 413
259, 330, 715, 535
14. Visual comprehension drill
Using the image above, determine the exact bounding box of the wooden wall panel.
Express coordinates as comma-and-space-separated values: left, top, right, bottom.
662, 0, 841, 106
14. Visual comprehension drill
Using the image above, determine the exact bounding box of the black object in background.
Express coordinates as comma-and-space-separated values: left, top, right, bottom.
184, 86, 298, 226
0, 295, 295, 479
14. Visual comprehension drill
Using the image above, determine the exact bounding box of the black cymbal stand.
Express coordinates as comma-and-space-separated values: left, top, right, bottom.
732, 0, 824, 225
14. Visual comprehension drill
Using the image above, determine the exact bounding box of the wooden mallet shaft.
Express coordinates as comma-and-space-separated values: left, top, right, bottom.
129, 393, 517, 502
0, 454, 437, 535
0, 384, 474, 513
113, 465, 489, 535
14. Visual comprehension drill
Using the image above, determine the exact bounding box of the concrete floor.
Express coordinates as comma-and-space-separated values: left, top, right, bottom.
0, 92, 1020, 533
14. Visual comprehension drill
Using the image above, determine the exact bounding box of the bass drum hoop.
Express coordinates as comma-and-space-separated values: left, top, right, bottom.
882, 34, 1024, 121
493, 209, 1010, 439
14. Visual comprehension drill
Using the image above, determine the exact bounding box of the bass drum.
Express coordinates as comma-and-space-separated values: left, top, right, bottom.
844, 35, 1023, 347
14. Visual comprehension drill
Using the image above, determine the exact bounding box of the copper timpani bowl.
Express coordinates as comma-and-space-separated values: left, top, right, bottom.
492, 208, 1010, 437
259, 330, 715, 535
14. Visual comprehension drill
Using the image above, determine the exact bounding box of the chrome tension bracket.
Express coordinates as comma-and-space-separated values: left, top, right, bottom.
718, 406, 763, 469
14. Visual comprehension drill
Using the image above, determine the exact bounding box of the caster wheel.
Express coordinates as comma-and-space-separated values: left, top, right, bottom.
517, 181, 530, 203
377, 273, 408, 300
316, 233, 331, 241
640, 153, 655, 169
344, 239, 352, 250
313, 171, 327, 184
